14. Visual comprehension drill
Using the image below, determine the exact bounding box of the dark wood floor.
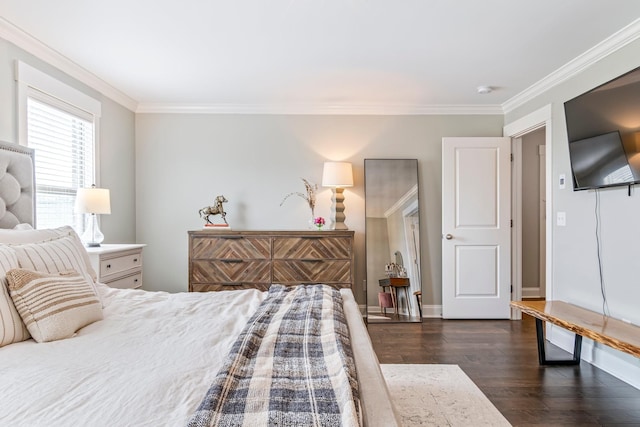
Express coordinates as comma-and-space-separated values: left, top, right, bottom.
367, 316, 640, 426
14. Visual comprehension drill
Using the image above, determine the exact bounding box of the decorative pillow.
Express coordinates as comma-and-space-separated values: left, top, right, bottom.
0, 225, 97, 281
10, 235, 102, 304
0, 245, 30, 346
5, 268, 103, 343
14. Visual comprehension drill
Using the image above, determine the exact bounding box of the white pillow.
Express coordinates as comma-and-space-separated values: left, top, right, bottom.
13, 223, 34, 230
5, 268, 103, 343
11, 235, 102, 305
0, 245, 30, 347
0, 225, 97, 281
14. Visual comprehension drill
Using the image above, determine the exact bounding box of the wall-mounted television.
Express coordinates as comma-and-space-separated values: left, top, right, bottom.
564, 65, 640, 191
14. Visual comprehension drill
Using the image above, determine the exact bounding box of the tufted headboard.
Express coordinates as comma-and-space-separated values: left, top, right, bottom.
0, 141, 35, 229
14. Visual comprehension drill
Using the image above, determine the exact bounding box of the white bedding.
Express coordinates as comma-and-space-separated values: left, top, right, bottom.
0, 284, 266, 426
0, 285, 400, 427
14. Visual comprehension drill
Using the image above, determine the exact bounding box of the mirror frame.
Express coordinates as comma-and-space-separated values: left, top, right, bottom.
364, 159, 422, 323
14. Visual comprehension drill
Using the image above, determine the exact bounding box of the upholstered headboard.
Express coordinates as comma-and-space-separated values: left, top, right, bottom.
0, 141, 35, 229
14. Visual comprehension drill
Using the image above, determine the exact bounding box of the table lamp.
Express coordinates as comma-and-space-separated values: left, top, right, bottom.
75, 185, 111, 247
322, 161, 353, 230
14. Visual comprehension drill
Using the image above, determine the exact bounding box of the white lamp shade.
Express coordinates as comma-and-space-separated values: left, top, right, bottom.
322, 162, 353, 188
75, 187, 111, 214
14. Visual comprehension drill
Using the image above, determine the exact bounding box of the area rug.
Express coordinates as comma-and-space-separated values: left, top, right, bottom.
381, 364, 511, 427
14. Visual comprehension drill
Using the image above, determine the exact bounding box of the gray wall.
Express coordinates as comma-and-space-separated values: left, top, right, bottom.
0, 38, 137, 244
135, 114, 504, 306
506, 38, 640, 373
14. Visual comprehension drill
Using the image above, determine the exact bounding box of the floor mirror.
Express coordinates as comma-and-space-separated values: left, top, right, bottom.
365, 159, 422, 323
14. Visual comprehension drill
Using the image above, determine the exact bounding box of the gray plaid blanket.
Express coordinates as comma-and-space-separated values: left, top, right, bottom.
187, 284, 361, 427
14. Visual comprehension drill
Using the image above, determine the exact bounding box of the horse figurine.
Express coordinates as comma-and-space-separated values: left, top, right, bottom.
199, 195, 228, 225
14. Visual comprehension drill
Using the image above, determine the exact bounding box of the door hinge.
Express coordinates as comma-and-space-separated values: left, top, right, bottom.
510, 219, 513, 228
510, 153, 514, 162
511, 285, 513, 293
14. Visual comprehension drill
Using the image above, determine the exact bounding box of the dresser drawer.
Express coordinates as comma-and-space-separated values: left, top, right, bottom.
105, 272, 142, 289
273, 236, 351, 259
273, 259, 352, 283
191, 259, 271, 283
191, 283, 271, 292
191, 236, 271, 260
100, 250, 142, 277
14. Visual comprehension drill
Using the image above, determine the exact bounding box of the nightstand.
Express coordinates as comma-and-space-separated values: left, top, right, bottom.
85, 244, 146, 289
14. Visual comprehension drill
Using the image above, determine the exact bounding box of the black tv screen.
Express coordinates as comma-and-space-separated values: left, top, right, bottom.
564, 66, 640, 191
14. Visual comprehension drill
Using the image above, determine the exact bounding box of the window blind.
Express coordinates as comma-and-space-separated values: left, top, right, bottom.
26, 91, 96, 231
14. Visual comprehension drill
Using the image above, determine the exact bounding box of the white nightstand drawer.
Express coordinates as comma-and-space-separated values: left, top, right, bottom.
86, 244, 146, 290
106, 272, 142, 289
100, 250, 142, 277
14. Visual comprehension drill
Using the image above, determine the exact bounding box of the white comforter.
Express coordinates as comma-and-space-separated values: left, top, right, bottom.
0, 284, 266, 427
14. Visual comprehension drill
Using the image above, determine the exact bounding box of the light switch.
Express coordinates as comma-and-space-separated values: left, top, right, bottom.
557, 211, 566, 226
559, 174, 566, 189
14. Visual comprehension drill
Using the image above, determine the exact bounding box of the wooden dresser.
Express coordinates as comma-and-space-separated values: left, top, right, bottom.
188, 230, 354, 292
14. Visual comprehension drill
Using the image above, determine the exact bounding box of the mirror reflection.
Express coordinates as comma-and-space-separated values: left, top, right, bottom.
365, 159, 422, 323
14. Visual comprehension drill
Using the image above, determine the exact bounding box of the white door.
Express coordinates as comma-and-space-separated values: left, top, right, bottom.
442, 137, 511, 319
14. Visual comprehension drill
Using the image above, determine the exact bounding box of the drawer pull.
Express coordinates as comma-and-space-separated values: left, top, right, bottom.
301, 259, 322, 262
220, 236, 243, 240
221, 259, 243, 263
301, 236, 322, 239
133, 258, 138, 262
106, 264, 111, 269
134, 278, 138, 283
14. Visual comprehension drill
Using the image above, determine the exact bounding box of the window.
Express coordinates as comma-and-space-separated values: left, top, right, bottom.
16, 61, 101, 231
27, 93, 95, 229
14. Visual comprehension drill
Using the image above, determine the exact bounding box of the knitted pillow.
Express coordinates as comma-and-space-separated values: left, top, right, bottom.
5, 268, 103, 343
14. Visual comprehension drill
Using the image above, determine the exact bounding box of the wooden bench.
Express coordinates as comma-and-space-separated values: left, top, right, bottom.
511, 300, 640, 366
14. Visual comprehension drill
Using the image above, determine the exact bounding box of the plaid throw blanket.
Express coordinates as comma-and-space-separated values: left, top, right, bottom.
187, 284, 361, 427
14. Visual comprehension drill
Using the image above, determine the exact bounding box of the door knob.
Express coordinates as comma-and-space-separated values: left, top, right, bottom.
445, 234, 453, 240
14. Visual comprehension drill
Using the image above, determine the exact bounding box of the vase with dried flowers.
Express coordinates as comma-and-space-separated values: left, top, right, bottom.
280, 178, 318, 228
313, 216, 325, 230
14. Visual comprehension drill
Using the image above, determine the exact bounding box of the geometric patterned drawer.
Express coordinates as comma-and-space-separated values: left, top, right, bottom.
191, 237, 270, 260
273, 260, 351, 284
191, 259, 271, 283
273, 236, 351, 260
191, 282, 271, 292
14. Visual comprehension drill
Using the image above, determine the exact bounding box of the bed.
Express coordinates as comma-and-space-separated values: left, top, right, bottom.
0, 141, 400, 426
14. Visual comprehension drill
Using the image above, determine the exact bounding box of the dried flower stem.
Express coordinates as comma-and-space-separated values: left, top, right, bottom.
280, 178, 317, 216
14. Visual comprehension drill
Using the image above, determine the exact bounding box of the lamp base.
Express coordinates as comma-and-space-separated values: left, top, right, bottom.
329, 187, 349, 230
81, 213, 105, 247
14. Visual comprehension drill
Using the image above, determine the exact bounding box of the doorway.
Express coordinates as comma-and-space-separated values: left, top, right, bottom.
504, 104, 553, 320
513, 128, 546, 300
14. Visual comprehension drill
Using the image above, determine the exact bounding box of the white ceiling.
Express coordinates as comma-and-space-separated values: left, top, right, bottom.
1, 1, 640, 113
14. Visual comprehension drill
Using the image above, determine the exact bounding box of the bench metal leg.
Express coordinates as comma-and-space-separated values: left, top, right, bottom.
535, 318, 583, 366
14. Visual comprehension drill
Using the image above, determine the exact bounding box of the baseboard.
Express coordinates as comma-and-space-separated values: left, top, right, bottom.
422, 304, 442, 318
366, 304, 443, 318
522, 286, 542, 298
548, 325, 640, 390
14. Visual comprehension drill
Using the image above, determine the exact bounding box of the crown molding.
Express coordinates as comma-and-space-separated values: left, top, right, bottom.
502, 18, 640, 114
0, 17, 138, 112
136, 102, 504, 115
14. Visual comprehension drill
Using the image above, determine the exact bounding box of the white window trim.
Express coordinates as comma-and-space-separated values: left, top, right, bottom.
15, 60, 102, 184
